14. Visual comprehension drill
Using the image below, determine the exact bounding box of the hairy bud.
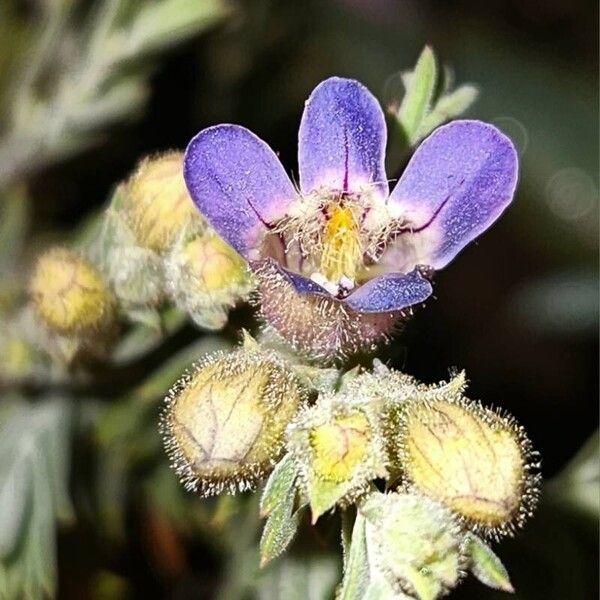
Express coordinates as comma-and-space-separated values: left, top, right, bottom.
286, 392, 388, 521
29, 248, 114, 336
362, 491, 467, 600
395, 395, 540, 538
123, 152, 202, 253
160, 341, 304, 496
165, 232, 253, 330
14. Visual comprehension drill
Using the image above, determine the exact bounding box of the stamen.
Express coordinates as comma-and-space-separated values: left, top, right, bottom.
320, 205, 362, 283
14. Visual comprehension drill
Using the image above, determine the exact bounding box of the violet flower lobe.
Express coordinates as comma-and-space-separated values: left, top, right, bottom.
183, 77, 518, 360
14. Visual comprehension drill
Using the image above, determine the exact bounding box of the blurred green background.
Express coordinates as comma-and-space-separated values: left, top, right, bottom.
0, 0, 597, 598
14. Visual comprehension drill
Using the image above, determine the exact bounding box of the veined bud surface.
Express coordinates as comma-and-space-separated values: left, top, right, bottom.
286, 393, 388, 521
123, 152, 202, 253
165, 232, 253, 330
395, 395, 540, 538
160, 343, 304, 496
362, 491, 466, 600
29, 248, 115, 335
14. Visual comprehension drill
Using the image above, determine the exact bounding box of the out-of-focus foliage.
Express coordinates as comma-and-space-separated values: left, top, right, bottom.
0, 397, 73, 599
0, 0, 228, 190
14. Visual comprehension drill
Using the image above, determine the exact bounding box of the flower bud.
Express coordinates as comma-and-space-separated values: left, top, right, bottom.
165, 232, 252, 330
286, 393, 388, 521
160, 343, 304, 496
395, 396, 540, 538
29, 248, 115, 335
123, 152, 202, 253
362, 491, 466, 599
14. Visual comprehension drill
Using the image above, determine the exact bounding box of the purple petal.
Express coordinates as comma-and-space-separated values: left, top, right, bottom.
344, 271, 433, 313
252, 259, 329, 296
387, 120, 518, 270
184, 125, 297, 260
298, 77, 388, 199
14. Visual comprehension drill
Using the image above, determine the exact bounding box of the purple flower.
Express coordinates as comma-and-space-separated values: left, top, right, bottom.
183, 78, 518, 359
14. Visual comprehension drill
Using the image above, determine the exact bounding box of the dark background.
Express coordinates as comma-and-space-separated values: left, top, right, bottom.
21, 0, 599, 597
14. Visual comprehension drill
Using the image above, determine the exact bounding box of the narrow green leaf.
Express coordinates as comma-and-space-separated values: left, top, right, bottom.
418, 84, 479, 139
396, 46, 437, 144
0, 186, 29, 277
123, 0, 229, 59
131, 336, 230, 404
259, 495, 301, 567
260, 454, 298, 517
338, 513, 370, 600
257, 554, 339, 600
111, 306, 186, 365
42, 400, 75, 524
467, 533, 514, 593
26, 443, 57, 598
0, 447, 34, 559
127, 306, 163, 332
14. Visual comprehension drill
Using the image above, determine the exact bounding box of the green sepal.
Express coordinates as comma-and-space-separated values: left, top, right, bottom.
338, 513, 370, 600
418, 84, 479, 140
467, 533, 514, 593
308, 478, 355, 524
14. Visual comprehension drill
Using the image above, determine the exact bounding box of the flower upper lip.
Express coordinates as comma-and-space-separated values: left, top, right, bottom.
183, 76, 518, 313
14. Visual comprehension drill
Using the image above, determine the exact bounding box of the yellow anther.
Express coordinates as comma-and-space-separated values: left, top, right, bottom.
320, 205, 362, 283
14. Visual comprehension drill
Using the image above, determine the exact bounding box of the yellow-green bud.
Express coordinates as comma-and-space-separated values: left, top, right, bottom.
165, 232, 252, 330
182, 234, 247, 291
123, 152, 201, 253
362, 491, 466, 600
160, 343, 304, 496
29, 248, 115, 335
395, 396, 540, 538
287, 393, 388, 521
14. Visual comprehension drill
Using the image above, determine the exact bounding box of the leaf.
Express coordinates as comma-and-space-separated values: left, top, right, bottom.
260, 455, 298, 518
292, 365, 340, 394
0, 446, 34, 559
548, 429, 599, 518
363, 576, 408, 600
396, 46, 437, 145
467, 533, 514, 593
418, 84, 479, 140
338, 513, 370, 600
110, 306, 186, 365
122, 0, 229, 59
26, 443, 57, 598
259, 500, 301, 567
0, 397, 74, 599
127, 306, 163, 331
260, 457, 302, 567
257, 554, 339, 600
0, 185, 29, 277
36, 398, 74, 524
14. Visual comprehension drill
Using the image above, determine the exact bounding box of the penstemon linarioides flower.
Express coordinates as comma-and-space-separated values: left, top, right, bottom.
183, 78, 518, 359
